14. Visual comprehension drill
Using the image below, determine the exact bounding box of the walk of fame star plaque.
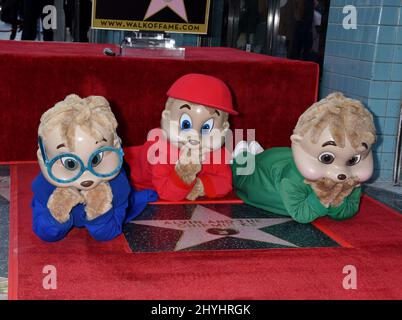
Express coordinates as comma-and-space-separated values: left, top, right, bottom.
123, 204, 346, 253
92, 0, 211, 34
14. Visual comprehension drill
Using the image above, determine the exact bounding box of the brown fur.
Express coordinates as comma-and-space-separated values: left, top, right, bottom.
331, 177, 360, 207
81, 182, 113, 220
186, 178, 205, 201
38, 94, 120, 150
304, 177, 360, 208
175, 162, 201, 185
47, 187, 84, 223
294, 92, 376, 149
175, 147, 202, 185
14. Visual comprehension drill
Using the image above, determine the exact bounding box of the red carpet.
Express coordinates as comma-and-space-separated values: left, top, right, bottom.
0, 41, 318, 161
8, 163, 402, 299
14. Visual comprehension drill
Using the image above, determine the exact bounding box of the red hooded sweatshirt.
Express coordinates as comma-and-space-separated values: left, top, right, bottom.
124, 129, 233, 201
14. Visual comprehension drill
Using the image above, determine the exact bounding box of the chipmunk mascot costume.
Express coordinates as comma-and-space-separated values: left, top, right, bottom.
32, 94, 157, 242
125, 73, 238, 201
232, 92, 376, 223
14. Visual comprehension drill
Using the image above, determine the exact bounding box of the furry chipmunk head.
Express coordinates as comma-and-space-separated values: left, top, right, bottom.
161, 97, 230, 153
37, 94, 123, 190
291, 92, 376, 184
160, 74, 236, 154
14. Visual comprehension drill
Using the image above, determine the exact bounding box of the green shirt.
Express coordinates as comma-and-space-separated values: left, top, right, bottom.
232, 147, 361, 223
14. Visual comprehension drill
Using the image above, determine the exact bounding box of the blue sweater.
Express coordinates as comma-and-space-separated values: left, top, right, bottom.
31, 170, 157, 242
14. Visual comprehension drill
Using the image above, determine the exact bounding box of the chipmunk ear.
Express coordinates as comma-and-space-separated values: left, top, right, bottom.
37, 148, 43, 163
161, 109, 170, 120
222, 121, 230, 132
290, 134, 303, 145
113, 133, 121, 148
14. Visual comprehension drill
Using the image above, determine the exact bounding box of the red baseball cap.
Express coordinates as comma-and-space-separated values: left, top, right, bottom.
167, 73, 238, 115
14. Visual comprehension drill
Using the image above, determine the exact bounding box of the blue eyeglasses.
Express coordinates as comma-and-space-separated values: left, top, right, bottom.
38, 136, 124, 184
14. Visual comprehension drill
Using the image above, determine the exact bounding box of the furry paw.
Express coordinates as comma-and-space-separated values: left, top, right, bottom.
47, 187, 84, 223
175, 162, 202, 185
304, 178, 343, 208
81, 182, 113, 221
186, 178, 205, 201
175, 146, 202, 185
331, 177, 360, 207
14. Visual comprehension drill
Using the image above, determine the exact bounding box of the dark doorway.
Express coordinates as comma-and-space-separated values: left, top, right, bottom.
221, 0, 330, 67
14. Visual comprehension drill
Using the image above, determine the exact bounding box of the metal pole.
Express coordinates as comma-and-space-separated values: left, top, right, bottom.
271, 0, 280, 56
226, 0, 237, 47
266, 0, 274, 55
392, 102, 402, 186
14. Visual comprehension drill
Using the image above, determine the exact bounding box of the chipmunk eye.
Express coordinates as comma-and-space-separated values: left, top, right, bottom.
179, 113, 192, 131
91, 152, 104, 167
347, 154, 361, 166
201, 118, 214, 135
60, 157, 79, 171
318, 152, 335, 164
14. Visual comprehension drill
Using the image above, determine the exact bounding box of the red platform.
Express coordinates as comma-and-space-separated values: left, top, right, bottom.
8, 163, 402, 299
0, 40, 318, 161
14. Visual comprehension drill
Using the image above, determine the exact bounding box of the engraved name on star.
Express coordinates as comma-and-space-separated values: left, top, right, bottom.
144, 0, 188, 22
132, 205, 297, 251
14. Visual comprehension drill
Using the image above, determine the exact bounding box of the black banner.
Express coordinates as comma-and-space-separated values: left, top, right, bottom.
92, 0, 211, 34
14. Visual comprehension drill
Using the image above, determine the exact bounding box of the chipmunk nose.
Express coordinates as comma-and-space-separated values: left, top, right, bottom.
337, 174, 347, 181
81, 180, 94, 188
